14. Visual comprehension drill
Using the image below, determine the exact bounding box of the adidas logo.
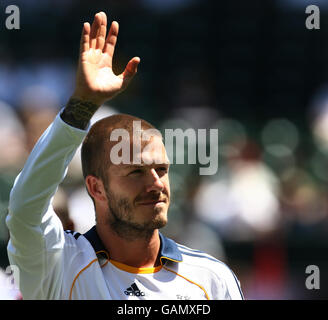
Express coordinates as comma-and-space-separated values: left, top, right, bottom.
124, 283, 145, 296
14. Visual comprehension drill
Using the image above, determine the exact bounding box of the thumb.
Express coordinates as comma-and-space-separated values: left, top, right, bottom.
121, 57, 140, 87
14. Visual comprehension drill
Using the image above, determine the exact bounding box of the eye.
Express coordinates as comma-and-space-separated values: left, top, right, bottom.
129, 169, 143, 175
156, 167, 168, 174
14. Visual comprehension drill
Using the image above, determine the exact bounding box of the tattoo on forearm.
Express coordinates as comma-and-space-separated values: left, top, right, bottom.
61, 97, 98, 129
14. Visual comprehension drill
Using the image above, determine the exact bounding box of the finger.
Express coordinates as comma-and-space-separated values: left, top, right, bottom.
90, 12, 102, 49
121, 57, 140, 85
80, 22, 90, 54
104, 21, 119, 62
96, 12, 107, 50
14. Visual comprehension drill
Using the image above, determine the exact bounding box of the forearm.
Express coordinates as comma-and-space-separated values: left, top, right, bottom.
60, 96, 100, 130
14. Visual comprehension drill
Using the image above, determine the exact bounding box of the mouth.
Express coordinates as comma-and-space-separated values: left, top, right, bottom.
138, 199, 166, 206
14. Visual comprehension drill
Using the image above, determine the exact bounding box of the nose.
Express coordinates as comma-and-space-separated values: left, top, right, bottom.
145, 168, 164, 193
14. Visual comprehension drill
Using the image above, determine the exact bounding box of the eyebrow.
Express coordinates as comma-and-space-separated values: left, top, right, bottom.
122, 162, 170, 169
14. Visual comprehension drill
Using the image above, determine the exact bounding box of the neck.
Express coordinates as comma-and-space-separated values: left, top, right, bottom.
96, 223, 161, 268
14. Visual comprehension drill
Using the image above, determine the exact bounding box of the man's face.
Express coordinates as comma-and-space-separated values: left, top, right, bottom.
103, 135, 170, 239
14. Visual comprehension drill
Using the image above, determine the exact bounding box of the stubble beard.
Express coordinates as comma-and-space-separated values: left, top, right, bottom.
105, 187, 168, 242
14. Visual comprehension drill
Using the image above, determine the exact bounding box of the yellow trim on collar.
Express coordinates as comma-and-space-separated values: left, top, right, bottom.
160, 256, 182, 265
96, 250, 110, 268
109, 259, 162, 274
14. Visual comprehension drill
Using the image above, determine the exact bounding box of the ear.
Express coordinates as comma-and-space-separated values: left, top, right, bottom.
85, 175, 107, 202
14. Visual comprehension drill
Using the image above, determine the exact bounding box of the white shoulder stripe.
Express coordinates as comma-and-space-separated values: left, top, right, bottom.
177, 245, 220, 261
177, 244, 209, 254
177, 243, 201, 251
179, 249, 222, 264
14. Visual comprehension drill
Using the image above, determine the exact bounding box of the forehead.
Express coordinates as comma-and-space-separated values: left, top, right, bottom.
108, 133, 169, 167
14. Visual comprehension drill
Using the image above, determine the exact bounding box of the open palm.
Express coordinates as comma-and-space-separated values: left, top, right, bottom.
74, 12, 140, 105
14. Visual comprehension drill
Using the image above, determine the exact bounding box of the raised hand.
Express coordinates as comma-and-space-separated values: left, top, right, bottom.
73, 12, 140, 106
62, 12, 140, 129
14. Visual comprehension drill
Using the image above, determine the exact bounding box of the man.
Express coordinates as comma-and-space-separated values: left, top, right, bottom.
6, 12, 243, 300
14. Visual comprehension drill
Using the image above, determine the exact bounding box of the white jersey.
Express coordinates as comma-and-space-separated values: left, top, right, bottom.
6, 112, 244, 300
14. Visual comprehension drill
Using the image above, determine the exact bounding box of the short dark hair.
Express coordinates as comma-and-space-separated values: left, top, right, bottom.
81, 113, 156, 184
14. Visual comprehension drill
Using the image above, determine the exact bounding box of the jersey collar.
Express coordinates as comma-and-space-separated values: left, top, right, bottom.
158, 232, 183, 263
83, 226, 183, 263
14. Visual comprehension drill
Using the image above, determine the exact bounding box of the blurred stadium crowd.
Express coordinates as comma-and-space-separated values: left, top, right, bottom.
1, 0, 328, 299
